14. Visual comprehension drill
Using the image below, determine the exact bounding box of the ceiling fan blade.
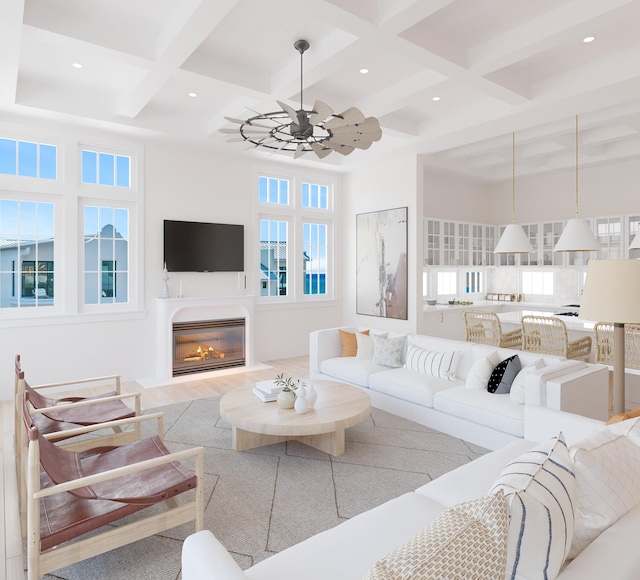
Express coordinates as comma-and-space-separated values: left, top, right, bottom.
294, 144, 309, 159
277, 100, 299, 124
325, 140, 355, 155
224, 117, 246, 124
226, 137, 246, 143
311, 142, 332, 159
309, 100, 334, 126
220, 127, 269, 135
322, 107, 366, 130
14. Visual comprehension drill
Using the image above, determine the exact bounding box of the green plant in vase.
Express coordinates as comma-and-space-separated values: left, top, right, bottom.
274, 373, 297, 409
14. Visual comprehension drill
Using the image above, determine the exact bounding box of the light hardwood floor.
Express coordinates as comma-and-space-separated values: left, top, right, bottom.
2, 356, 309, 580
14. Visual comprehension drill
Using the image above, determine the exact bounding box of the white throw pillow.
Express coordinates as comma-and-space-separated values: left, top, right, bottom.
372, 334, 405, 368
568, 417, 640, 559
490, 433, 576, 580
356, 331, 387, 360
364, 491, 508, 580
509, 358, 544, 404
465, 351, 499, 389
404, 344, 460, 381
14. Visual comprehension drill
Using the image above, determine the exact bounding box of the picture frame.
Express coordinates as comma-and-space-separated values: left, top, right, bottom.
356, 206, 408, 320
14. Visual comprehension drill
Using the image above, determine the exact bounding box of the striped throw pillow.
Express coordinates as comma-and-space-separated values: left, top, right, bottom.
490, 433, 576, 580
404, 344, 460, 381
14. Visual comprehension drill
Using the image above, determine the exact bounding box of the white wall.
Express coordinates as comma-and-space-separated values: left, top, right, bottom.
342, 153, 422, 334
424, 169, 493, 223
0, 119, 343, 400
488, 158, 640, 224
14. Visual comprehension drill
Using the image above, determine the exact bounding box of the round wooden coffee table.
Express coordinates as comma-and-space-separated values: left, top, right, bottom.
219, 380, 371, 456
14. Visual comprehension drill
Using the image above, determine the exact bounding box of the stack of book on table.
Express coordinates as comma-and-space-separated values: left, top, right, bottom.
253, 380, 282, 403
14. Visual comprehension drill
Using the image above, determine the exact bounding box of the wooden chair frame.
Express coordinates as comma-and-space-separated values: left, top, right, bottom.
23, 394, 204, 579
521, 315, 592, 359
463, 309, 522, 349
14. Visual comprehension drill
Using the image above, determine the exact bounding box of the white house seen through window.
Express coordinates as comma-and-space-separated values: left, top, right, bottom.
84, 206, 129, 304
0, 199, 55, 308
260, 219, 288, 297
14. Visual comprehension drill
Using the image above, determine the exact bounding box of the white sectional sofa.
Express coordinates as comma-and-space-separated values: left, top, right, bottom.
309, 327, 609, 450
183, 406, 640, 580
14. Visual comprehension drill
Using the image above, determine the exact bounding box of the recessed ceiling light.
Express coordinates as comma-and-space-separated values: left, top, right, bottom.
583, 36, 595, 43
360, 68, 369, 74
188, 92, 197, 97
432, 96, 441, 101
72, 63, 83, 69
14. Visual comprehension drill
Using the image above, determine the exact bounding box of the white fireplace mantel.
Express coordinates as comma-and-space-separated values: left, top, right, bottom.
156, 296, 255, 381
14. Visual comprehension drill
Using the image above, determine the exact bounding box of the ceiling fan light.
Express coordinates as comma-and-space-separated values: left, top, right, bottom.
494, 223, 535, 254
554, 218, 600, 251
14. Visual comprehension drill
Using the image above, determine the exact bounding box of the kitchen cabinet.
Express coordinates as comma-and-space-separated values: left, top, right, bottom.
424, 219, 496, 267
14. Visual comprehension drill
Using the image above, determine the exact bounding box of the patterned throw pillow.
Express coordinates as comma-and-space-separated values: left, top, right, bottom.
568, 417, 640, 559
372, 334, 405, 368
487, 355, 520, 394
490, 433, 576, 580
356, 331, 387, 360
364, 491, 508, 580
404, 344, 460, 381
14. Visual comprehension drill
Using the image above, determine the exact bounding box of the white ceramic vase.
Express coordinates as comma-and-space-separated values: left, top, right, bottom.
276, 388, 295, 410
305, 384, 317, 409
294, 389, 308, 414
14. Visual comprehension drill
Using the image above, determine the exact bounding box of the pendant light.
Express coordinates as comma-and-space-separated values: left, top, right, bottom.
554, 115, 600, 252
494, 132, 534, 254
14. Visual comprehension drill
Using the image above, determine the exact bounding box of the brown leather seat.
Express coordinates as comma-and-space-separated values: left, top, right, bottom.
23, 389, 204, 579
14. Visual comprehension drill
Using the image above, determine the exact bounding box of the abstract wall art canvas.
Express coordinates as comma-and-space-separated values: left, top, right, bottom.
356, 206, 408, 320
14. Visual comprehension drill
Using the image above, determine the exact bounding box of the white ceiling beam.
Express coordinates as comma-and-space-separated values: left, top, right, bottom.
115, 0, 239, 119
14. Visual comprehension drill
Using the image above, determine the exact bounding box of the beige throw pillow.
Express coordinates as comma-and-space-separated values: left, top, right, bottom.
364, 492, 508, 580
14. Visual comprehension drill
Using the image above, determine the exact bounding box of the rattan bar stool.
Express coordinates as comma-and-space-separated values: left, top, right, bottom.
521, 315, 592, 359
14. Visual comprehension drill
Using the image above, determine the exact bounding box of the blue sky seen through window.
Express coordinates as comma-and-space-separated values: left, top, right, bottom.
81, 149, 130, 188
0, 138, 57, 179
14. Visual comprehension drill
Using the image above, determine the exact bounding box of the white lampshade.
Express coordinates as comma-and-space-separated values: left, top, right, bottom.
580, 260, 640, 323
630, 233, 640, 250
494, 223, 534, 254
554, 218, 600, 252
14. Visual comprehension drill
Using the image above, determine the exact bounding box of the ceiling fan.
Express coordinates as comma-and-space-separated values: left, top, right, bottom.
221, 39, 382, 160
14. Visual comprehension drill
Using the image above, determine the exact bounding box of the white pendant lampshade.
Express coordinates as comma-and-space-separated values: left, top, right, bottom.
494, 132, 534, 254
554, 115, 599, 252
630, 233, 640, 250
554, 218, 600, 252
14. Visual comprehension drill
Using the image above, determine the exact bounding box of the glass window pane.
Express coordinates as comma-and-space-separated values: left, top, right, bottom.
99, 207, 115, 236
311, 184, 318, 208
259, 176, 268, 203
116, 155, 130, 187
99, 153, 115, 186
302, 183, 309, 207
0, 138, 16, 175
268, 178, 278, 203
115, 239, 128, 269
84, 273, 99, 304
18, 141, 38, 177
280, 180, 288, 205
39, 144, 57, 179
84, 236, 98, 270
37, 203, 54, 240
82, 150, 97, 184
100, 238, 114, 261
115, 272, 128, 303
320, 185, 327, 209
84, 206, 98, 236
115, 208, 128, 238
20, 202, 37, 239
1, 199, 18, 238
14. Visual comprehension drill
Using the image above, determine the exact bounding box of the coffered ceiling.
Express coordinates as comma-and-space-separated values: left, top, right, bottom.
3, 0, 640, 179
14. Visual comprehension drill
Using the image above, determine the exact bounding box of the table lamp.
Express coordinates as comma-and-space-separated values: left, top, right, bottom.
580, 260, 640, 414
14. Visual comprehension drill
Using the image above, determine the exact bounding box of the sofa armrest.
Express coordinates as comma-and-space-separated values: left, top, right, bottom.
182, 531, 248, 580
309, 327, 356, 375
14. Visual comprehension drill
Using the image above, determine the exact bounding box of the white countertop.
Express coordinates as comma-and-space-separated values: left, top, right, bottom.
498, 310, 596, 332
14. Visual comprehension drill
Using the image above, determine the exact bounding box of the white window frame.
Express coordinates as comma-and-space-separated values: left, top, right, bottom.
257, 170, 334, 304
521, 270, 554, 296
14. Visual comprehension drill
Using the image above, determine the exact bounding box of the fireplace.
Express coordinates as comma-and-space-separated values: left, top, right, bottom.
172, 318, 245, 376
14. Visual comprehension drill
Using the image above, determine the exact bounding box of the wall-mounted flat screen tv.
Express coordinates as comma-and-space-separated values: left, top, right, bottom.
163, 220, 244, 272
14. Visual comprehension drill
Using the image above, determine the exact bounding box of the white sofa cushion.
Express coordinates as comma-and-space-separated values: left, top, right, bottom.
405, 344, 460, 381
245, 493, 446, 580
369, 368, 461, 408
319, 357, 388, 387
434, 386, 525, 437
465, 350, 499, 390
491, 433, 576, 580
364, 492, 508, 580
568, 417, 640, 559
510, 358, 545, 404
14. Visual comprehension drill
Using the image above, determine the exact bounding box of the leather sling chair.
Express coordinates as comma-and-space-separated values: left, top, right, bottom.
22, 389, 204, 580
